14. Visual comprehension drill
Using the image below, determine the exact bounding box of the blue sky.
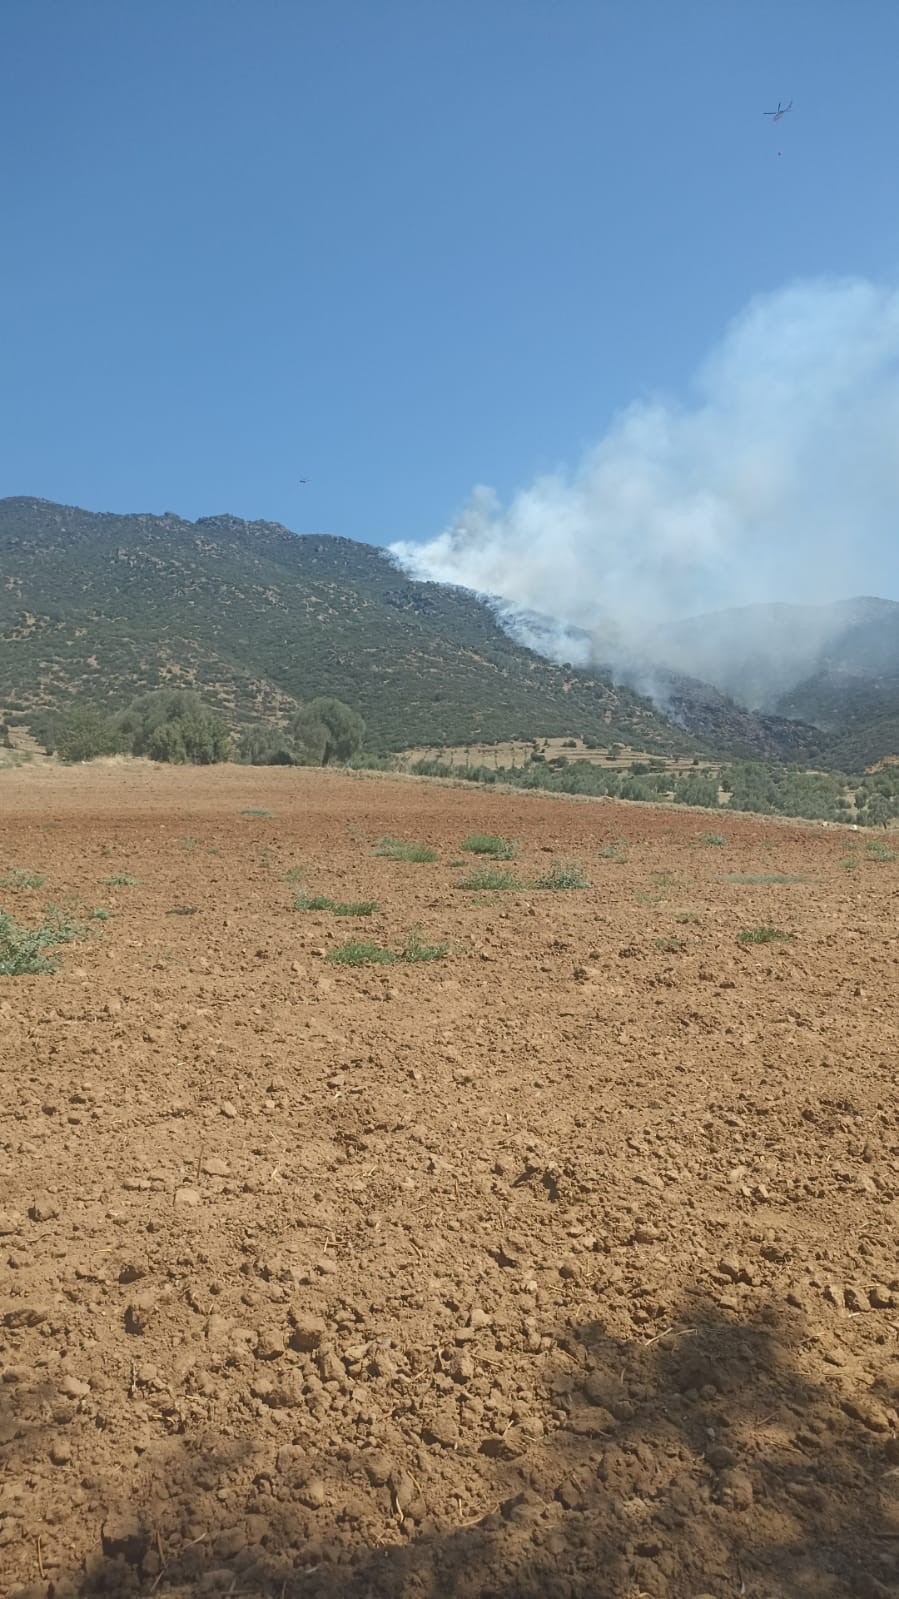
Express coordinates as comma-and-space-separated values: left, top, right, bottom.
2, 0, 899, 602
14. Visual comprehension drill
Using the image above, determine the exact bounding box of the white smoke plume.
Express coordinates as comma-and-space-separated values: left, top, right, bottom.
391, 278, 899, 667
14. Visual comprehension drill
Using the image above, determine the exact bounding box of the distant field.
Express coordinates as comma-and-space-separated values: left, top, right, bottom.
403, 735, 719, 777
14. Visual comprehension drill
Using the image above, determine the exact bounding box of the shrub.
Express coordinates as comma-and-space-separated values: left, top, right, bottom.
374, 837, 438, 862
401, 928, 449, 962
0, 868, 46, 889
737, 925, 796, 945
332, 901, 380, 916
0, 906, 82, 975
238, 724, 296, 765
327, 940, 396, 966
536, 860, 590, 889
293, 894, 334, 911
458, 867, 519, 891
462, 834, 515, 859
598, 840, 628, 863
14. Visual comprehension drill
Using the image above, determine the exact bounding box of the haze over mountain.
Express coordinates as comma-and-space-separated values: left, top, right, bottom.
647, 597, 899, 716
2, 497, 897, 768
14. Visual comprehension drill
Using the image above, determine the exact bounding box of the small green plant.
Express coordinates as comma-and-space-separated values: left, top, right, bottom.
700, 832, 727, 847
674, 911, 702, 925
166, 905, 200, 916
866, 840, 897, 862
179, 836, 202, 852
241, 808, 273, 818
90, 907, 110, 921
326, 928, 449, 965
737, 925, 796, 945
536, 860, 590, 890
293, 894, 335, 912
598, 840, 628, 863
839, 854, 859, 872
462, 833, 515, 860
401, 928, 449, 963
327, 939, 397, 966
0, 868, 46, 889
655, 936, 687, 952
0, 906, 82, 976
458, 866, 519, 891
104, 873, 139, 887
283, 865, 305, 883
332, 901, 380, 917
374, 837, 438, 863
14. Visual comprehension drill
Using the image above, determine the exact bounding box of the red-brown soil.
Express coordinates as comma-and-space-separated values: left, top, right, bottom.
1, 763, 898, 1599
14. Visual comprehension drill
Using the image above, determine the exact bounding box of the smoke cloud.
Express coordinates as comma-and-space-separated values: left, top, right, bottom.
391, 278, 899, 668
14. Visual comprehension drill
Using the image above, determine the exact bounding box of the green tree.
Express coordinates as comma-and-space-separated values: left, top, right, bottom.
865, 792, 892, 828
238, 724, 296, 765
289, 698, 365, 766
55, 706, 120, 763
117, 690, 231, 764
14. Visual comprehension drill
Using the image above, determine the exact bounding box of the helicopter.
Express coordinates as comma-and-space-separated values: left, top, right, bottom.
764, 101, 792, 122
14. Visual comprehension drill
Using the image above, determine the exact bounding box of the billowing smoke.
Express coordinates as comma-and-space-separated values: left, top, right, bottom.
391, 278, 899, 685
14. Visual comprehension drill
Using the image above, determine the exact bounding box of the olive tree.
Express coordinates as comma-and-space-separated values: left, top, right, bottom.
289, 698, 365, 766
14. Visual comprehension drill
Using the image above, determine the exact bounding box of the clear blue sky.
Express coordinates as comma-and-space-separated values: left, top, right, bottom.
2, 0, 898, 553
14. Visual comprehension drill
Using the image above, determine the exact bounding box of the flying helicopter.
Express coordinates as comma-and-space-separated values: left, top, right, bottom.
298, 478, 310, 485
764, 101, 792, 122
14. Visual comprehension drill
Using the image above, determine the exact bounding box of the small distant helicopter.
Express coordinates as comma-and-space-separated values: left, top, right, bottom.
298, 478, 310, 485
764, 100, 792, 122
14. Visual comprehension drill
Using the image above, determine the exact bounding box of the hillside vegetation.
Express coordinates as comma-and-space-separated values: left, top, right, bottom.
0, 498, 689, 754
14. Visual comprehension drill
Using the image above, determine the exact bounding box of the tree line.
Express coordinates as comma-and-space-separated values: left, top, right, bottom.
12, 693, 899, 826
31, 691, 366, 768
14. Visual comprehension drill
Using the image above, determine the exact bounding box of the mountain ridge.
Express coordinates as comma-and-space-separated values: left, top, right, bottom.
3, 498, 897, 765
0, 497, 688, 753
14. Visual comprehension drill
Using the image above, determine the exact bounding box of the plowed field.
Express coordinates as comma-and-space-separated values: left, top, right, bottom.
2, 763, 898, 1599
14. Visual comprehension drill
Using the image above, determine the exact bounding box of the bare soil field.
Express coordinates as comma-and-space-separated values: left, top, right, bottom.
1, 762, 898, 1599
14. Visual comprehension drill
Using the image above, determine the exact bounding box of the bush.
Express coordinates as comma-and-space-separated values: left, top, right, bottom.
327, 939, 396, 966
401, 928, 449, 962
458, 866, 519, 891
0, 905, 82, 975
737, 925, 796, 945
290, 698, 365, 766
374, 837, 438, 862
238, 724, 296, 765
54, 706, 121, 763
117, 691, 230, 764
536, 860, 590, 889
462, 834, 515, 859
